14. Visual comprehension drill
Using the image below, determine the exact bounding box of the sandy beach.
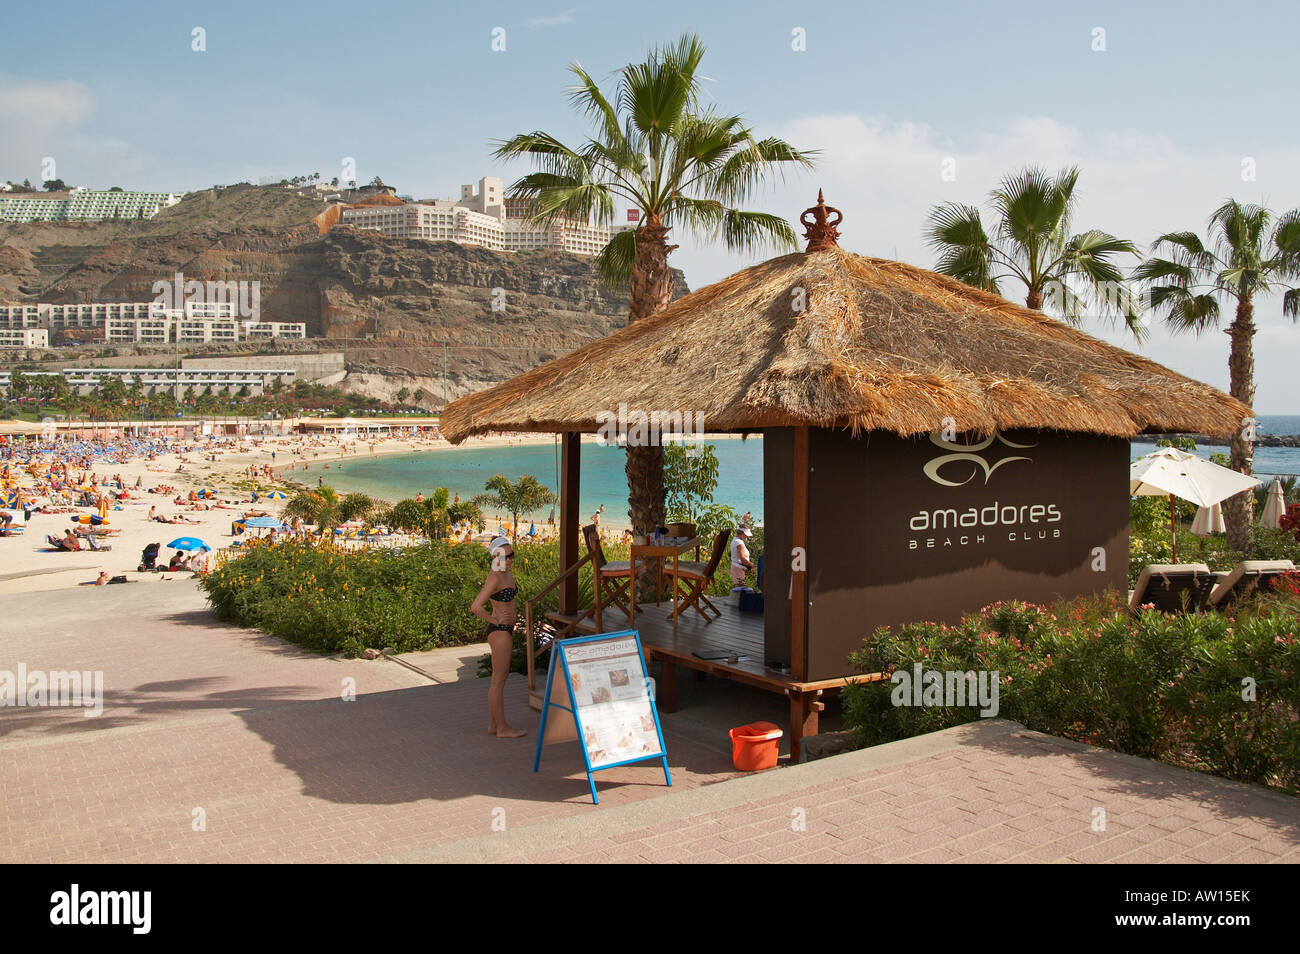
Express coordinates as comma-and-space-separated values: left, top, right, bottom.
0, 428, 559, 597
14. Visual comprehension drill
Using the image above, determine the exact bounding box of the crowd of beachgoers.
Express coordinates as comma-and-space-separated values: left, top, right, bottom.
0, 426, 557, 595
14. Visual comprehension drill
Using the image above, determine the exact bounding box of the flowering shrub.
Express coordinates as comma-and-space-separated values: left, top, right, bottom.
200, 537, 584, 656
843, 589, 1300, 793
1278, 503, 1300, 542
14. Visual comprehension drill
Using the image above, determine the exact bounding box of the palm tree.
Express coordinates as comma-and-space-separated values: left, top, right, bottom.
283, 487, 377, 535
1133, 200, 1300, 551
926, 165, 1143, 336
492, 33, 815, 535
472, 475, 558, 543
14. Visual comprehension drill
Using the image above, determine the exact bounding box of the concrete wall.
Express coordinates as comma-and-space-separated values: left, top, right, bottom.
181, 352, 344, 381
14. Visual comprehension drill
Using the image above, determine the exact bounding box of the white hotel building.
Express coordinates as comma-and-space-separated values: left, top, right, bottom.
0, 302, 306, 344
340, 177, 630, 256
0, 190, 183, 223
0, 328, 48, 348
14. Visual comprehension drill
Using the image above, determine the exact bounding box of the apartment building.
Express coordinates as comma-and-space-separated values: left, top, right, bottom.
338, 175, 631, 256
1, 303, 305, 344
0, 328, 48, 348
244, 322, 307, 340
0, 190, 183, 222
0, 367, 298, 396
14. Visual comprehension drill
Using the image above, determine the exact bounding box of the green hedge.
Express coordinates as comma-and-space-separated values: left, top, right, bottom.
843, 587, 1300, 793
199, 530, 759, 658
200, 538, 581, 657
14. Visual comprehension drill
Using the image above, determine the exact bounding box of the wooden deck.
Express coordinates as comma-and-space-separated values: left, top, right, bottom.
597, 600, 880, 762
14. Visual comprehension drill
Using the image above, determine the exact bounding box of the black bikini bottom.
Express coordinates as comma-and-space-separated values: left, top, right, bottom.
486, 623, 513, 635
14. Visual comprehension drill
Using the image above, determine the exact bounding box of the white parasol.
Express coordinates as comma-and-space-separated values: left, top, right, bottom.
1190, 503, 1226, 536
1259, 478, 1286, 529
1130, 447, 1258, 561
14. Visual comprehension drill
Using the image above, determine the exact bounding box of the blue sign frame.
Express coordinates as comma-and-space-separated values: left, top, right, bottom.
533, 630, 672, 804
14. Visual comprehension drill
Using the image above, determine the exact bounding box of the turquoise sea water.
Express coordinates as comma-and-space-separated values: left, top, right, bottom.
313, 417, 1300, 524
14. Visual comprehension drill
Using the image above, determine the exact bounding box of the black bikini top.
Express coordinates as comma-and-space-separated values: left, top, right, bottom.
490, 586, 517, 602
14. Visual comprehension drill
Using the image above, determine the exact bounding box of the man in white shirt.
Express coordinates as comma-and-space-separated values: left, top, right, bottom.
730, 525, 755, 585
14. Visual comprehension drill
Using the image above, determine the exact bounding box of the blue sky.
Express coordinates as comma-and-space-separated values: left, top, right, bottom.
3, 0, 1299, 410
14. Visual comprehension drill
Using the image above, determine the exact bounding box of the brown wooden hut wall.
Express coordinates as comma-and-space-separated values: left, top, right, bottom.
762, 428, 796, 669
795, 428, 1129, 680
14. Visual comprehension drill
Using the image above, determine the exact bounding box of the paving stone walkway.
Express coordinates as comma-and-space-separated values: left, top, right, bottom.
2, 583, 1297, 863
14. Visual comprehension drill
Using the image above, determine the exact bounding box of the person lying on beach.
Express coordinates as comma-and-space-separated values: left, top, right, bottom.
62, 529, 83, 551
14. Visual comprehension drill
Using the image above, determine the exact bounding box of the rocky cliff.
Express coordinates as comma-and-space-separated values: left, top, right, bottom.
0, 185, 689, 403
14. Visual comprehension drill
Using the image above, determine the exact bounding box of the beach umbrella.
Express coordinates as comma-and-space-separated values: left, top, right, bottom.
1190, 503, 1226, 536
167, 536, 211, 552
1260, 478, 1286, 529
243, 516, 283, 529
264, 491, 287, 499
1130, 447, 1258, 561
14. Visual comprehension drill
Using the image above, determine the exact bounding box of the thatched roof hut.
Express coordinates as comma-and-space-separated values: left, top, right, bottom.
443, 202, 1246, 442
443, 196, 1254, 753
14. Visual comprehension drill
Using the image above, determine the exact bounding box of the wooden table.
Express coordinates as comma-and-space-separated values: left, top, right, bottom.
629, 536, 701, 627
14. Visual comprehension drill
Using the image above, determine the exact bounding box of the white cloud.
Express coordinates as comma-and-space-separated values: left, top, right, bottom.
671, 112, 1300, 412
527, 10, 576, 27
0, 76, 98, 180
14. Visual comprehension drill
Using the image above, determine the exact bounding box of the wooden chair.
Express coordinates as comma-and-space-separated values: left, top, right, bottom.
582, 524, 634, 627
665, 529, 731, 624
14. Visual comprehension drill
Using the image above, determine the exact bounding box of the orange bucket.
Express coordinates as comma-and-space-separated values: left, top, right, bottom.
729, 721, 783, 771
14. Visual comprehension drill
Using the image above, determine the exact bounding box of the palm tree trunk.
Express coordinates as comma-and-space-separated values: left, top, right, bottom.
625, 215, 677, 599
625, 444, 665, 535
1225, 297, 1257, 553
1025, 288, 1043, 310
628, 216, 678, 323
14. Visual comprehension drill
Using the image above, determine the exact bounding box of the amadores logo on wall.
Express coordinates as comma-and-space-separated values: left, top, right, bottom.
909, 432, 1063, 550
922, 433, 1034, 486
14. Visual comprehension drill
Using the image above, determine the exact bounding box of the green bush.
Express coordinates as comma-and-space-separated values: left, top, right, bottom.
201, 538, 571, 656
842, 588, 1300, 793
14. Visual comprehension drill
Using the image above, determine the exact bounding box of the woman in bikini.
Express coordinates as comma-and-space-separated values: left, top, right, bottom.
471, 536, 526, 738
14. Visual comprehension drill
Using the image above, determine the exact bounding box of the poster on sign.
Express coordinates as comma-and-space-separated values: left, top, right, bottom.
533, 631, 671, 804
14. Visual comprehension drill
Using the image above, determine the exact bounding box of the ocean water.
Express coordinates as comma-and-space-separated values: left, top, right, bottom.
314, 416, 1300, 522
313, 437, 767, 524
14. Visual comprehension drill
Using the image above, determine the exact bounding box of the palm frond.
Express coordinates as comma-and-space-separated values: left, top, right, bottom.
694, 134, 818, 205
990, 166, 1074, 266
566, 63, 627, 151
1282, 286, 1300, 319
1270, 208, 1300, 282
1164, 292, 1222, 334
595, 227, 637, 291
719, 208, 799, 255
925, 203, 998, 292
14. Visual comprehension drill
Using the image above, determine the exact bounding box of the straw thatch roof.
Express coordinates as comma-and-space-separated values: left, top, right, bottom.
441, 245, 1249, 442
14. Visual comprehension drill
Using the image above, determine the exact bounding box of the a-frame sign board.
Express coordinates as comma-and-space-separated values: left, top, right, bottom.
533, 630, 671, 804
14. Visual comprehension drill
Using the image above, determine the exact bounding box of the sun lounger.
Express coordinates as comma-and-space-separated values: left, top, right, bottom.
81, 534, 112, 552
1207, 560, 1297, 610
1128, 563, 1216, 613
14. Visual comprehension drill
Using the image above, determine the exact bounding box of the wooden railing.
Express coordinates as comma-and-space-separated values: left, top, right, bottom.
523, 551, 594, 691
